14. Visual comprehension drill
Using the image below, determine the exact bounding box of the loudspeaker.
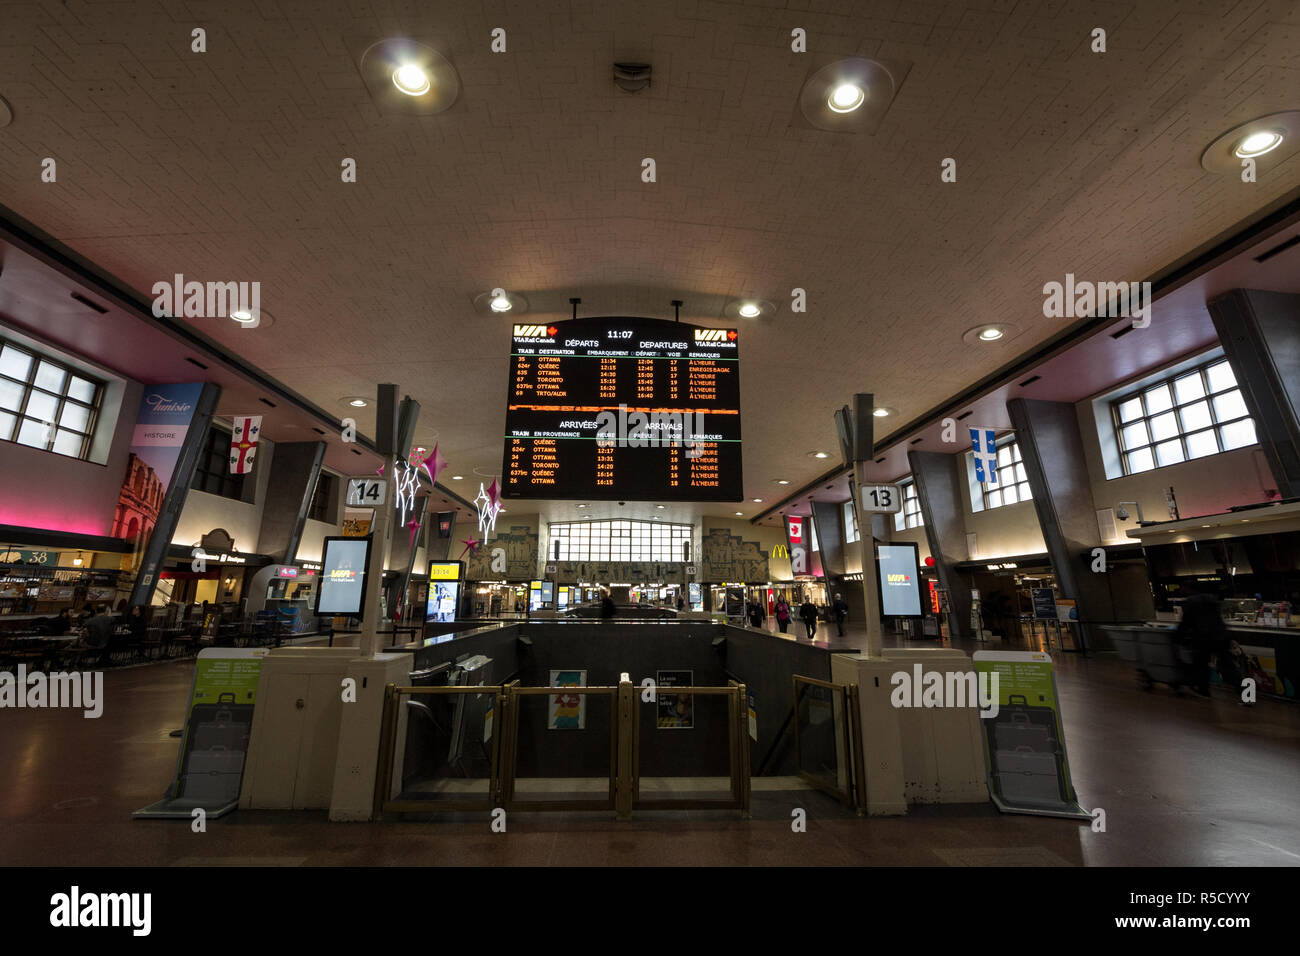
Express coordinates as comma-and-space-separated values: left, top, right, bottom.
852, 393, 875, 463
374, 384, 399, 455
396, 397, 421, 461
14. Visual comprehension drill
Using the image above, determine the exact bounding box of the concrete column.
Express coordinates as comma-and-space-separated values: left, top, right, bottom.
1006, 398, 1114, 651
256, 440, 326, 563
907, 450, 973, 639
1207, 289, 1300, 499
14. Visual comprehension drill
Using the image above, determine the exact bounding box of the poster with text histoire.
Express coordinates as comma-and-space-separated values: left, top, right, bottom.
657, 669, 694, 729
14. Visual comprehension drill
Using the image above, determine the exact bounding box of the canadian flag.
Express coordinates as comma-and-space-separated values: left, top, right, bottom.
229, 415, 262, 474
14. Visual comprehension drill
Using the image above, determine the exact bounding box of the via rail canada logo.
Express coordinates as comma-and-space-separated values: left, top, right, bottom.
693, 328, 738, 343
513, 324, 557, 339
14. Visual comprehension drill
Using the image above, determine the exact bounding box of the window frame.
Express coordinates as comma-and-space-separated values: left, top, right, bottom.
895, 478, 924, 531
548, 519, 692, 562
978, 439, 1033, 512
0, 339, 104, 461
1108, 357, 1255, 476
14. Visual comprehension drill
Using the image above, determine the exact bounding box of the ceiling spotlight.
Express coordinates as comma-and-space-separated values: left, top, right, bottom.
978, 326, 1004, 341
752, 498, 763, 503
577, 503, 587, 508
393, 63, 431, 96
451, 474, 463, 480
724, 298, 774, 320
962, 324, 1016, 346
473, 289, 528, 315
1234, 130, 1283, 158
734, 512, 744, 516
341, 396, 369, 408
1200, 112, 1300, 173
828, 83, 865, 113
810, 451, 829, 459
873, 407, 891, 418
230, 309, 257, 324
656, 504, 666, 509
776, 479, 790, 485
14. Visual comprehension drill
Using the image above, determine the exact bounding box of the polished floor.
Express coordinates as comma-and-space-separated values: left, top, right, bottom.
2, 624, 1298, 866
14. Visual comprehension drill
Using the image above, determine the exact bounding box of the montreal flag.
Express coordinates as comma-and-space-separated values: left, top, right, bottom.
229, 415, 262, 474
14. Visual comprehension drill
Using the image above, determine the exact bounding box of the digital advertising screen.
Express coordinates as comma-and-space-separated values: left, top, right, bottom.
315, 536, 372, 616
502, 316, 742, 501
425, 581, 460, 623
876, 543, 922, 617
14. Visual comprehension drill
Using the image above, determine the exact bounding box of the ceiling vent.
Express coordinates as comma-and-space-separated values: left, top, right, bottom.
614, 63, 651, 94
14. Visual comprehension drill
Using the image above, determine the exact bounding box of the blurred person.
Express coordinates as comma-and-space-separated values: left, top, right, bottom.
799, 598, 818, 640
774, 598, 791, 634
1175, 594, 1230, 698
832, 592, 849, 637
747, 600, 765, 629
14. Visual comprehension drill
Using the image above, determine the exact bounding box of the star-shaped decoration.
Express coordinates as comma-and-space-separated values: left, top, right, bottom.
376, 464, 384, 477
458, 537, 481, 559
423, 443, 449, 485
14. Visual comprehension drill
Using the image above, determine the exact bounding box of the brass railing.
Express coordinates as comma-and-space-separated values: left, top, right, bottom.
792, 675, 866, 812
374, 678, 751, 819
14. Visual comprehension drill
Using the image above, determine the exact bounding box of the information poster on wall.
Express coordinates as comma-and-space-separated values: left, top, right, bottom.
971, 651, 1088, 819
548, 669, 586, 729
657, 669, 694, 729
1031, 588, 1057, 620
134, 647, 266, 819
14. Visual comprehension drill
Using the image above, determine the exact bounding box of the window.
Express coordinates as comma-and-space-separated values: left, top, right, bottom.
1110, 358, 1256, 475
549, 520, 692, 562
191, 426, 245, 500
843, 499, 859, 544
0, 339, 103, 460
895, 479, 924, 531
308, 472, 337, 523
981, 441, 1032, 511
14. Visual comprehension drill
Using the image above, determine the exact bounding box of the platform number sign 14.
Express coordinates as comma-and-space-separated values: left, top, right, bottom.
346, 477, 387, 507
860, 483, 902, 514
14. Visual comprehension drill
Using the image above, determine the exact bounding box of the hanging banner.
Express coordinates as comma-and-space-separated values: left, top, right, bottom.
972, 651, 1088, 819
229, 415, 262, 474
133, 647, 267, 819
969, 427, 999, 485
111, 384, 205, 572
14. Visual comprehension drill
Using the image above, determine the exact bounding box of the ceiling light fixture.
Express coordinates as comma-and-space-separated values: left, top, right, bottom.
359, 39, 460, 115
724, 298, 774, 320
1200, 112, 1300, 173
796, 56, 910, 133
961, 323, 1016, 346
738, 303, 761, 318
656, 504, 666, 509
873, 407, 893, 418
734, 512, 744, 516
473, 289, 529, 315
776, 479, 790, 485
393, 63, 431, 96
230, 309, 256, 324
978, 327, 1004, 341
341, 396, 370, 408
828, 83, 865, 113
810, 451, 829, 459
1234, 130, 1284, 158
752, 498, 763, 503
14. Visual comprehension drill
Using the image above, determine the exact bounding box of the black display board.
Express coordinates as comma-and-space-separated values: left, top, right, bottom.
502, 316, 742, 500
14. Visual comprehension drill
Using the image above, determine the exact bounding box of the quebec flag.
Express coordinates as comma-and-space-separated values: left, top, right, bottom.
970, 428, 998, 485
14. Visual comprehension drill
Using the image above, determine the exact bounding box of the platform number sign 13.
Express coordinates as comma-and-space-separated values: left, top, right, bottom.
860, 483, 902, 514
346, 477, 387, 507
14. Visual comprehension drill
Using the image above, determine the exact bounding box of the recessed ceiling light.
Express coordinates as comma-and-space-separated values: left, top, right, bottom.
810, 451, 829, 459
873, 407, 891, 418
1234, 130, 1284, 158
724, 298, 774, 320
734, 511, 744, 516
490, 292, 513, 312
1200, 112, 1300, 173
752, 498, 762, 503
656, 504, 665, 509
393, 63, 431, 96
978, 326, 1004, 341
738, 303, 761, 318
451, 474, 463, 480
230, 309, 257, 324
341, 397, 369, 408
828, 83, 865, 113
577, 503, 587, 508
776, 479, 790, 485
473, 289, 528, 315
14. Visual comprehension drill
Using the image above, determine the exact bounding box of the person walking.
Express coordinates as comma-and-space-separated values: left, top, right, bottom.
601, 595, 617, 619
1175, 593, 1230, 698
832, 593, 849, 637
774, 597, 791, 633
747, 600, 765, 629
799, 598, 818, 640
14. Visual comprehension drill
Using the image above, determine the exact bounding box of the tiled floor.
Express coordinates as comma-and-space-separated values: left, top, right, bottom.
2, 626, 1297, 866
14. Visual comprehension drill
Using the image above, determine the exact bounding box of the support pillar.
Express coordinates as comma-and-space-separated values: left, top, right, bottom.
908, 450, 973, 639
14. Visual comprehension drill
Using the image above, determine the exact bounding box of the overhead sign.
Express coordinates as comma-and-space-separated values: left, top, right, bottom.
346, 477, 386, 507
502, 315, 742, 501
787, 516, 804, 544
860, 484, 903, 514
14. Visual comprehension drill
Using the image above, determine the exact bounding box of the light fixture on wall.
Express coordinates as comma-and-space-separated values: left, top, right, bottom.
72, 552, 84, 567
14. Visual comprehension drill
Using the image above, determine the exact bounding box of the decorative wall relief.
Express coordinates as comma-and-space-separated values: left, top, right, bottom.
700, 527, 770, 582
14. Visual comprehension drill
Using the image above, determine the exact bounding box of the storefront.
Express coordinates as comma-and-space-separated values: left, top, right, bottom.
0, 539, 134, 619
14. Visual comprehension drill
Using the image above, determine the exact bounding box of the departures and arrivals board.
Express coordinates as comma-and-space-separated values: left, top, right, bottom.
502, 316, 742, 501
